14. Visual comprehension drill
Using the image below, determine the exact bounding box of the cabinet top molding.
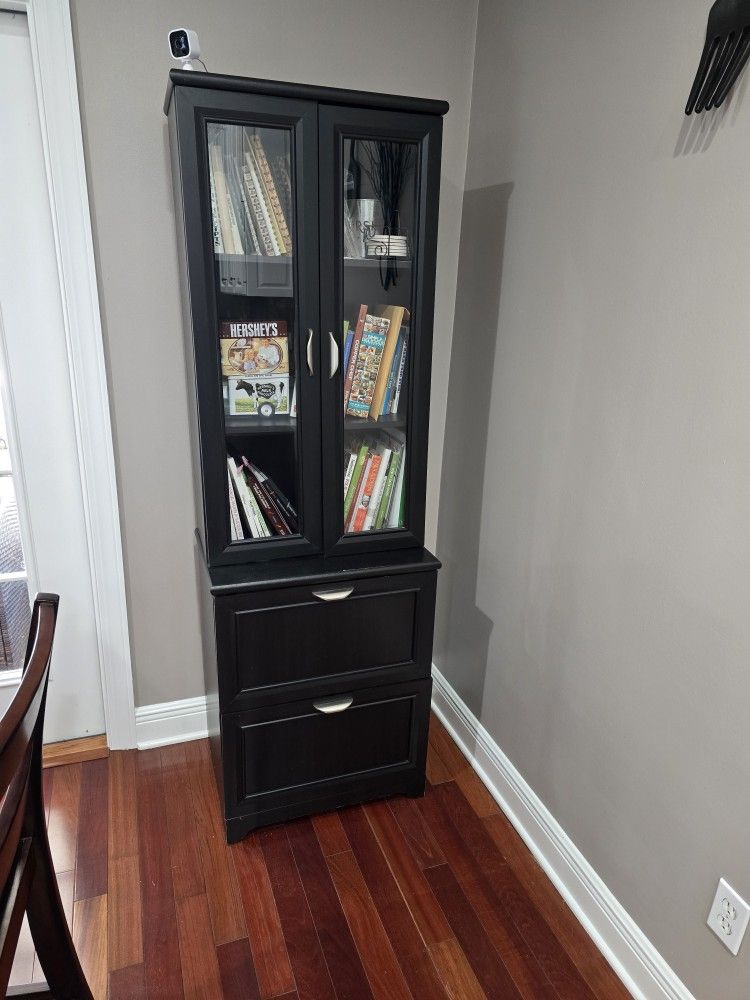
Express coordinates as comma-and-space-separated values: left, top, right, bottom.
163, 69, 450, 117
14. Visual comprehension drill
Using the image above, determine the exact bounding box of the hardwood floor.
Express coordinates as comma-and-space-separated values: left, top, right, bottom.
11, 713, 632, 999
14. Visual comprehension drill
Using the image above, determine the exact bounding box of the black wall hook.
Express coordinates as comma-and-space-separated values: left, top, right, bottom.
686, 0, 750, 113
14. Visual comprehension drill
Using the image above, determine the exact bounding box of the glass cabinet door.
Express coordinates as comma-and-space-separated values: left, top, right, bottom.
179, 90, 321, 564
319, 106, 442, 554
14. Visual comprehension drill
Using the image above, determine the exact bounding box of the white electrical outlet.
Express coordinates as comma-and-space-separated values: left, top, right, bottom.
707, 878, 750, 955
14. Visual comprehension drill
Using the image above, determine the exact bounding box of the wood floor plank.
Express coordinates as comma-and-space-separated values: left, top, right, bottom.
454, 767, 500, 819
161, 743, 205, 901
435, 781, 597, 1000
72, 893, 107, 1000
183, 740, 246, 946
47, 761, 81, 873
109, 963, 147, 1000
388, 796, 446, 869
216, 939, 262, 1000
424, 860, 523, 999
287, 817, 374, 1000
426, 742, 453, 785
428, 716, 469, 780
364, 799, 452, 947
312, 810, 349, 857
176, 893, 225, 999
428, 938, 487, 1000
109, 751, 138, 860
484, 812, 633, 1000
108, 855, 143, 972
418, 784, 557, 1000
339, 806, 449, 1000
327, 849, 412, 1000
231, 834, 295, 999
258, 824, 335, 1000
136, 748, 184, 999
75, 757, 108, 900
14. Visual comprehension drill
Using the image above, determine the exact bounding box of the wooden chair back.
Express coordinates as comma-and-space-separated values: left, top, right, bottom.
0, 594, 92, 999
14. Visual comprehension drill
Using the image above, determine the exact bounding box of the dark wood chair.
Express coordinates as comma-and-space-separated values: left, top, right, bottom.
0, 594, 92, 999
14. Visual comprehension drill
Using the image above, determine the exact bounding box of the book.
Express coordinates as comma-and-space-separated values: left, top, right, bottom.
343, 304, 367, 409
350, 451, 383, 532
347, 452, 373, 531
248, 133, 293, 253
227, 468, 244, 540
342, 320, 352, 375
381, 328, 403, 416
345, 314, 390, 418
209, 144, 239, 254
344, 442, 369, 524
243, 461, 290, 535
248, 462, 298, 533
386, 445, 406, 528
243, 151, 281, 254
209, 166, 224, 253
227, 456, 269, 537
343, 450, 357, 497
374, 444, 402, 529
242, 458, 292, 535
363, 444, 391, 530
370, 305, 408, 418
269, 152, 293, 237
220, 321, 289, 380
229, 157, 262, 255
391, 327, 409, 414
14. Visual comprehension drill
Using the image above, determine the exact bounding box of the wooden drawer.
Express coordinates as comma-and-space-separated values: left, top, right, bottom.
215, 570, 436, 710
220, 678, 430, 837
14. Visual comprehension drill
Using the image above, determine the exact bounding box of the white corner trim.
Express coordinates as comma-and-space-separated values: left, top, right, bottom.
135, 695, 208, 750
19, 0, 136, 748
430, 665, 696, 1000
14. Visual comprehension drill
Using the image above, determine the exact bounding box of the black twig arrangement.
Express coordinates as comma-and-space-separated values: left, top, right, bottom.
362, 141, 415, 289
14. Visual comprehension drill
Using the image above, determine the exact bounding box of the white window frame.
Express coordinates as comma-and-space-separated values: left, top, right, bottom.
2, 0, 136, 746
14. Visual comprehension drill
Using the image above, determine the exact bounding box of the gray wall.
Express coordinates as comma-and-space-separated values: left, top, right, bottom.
435, 1, 750, 997
70, 0, 477, 707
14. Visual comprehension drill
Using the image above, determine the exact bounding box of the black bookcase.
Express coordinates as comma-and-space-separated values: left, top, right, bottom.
165, 70, 447, 842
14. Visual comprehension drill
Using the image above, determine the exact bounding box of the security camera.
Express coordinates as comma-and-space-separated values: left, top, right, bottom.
168, 28, 201, 71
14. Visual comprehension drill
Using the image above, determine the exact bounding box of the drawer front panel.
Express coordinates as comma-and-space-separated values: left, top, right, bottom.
216, 571, 436, 708
222, 679, 430, 819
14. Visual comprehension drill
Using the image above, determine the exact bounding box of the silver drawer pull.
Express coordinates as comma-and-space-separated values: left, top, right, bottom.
312, 586, 354, 602
313, 695, 354, 714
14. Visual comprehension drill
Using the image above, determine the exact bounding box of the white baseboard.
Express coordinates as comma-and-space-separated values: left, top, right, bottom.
135, 694, 208, 750
430, 665, 695, 1000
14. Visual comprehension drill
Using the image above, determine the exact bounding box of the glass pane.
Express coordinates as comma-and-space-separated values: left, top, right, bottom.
341, 137, 416, 534
0, 409, 30, 670
206, 121, 301, 542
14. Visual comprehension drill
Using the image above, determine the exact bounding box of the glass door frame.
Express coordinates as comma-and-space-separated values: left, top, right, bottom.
318, 104, 443, 556
171, 85, 323, 566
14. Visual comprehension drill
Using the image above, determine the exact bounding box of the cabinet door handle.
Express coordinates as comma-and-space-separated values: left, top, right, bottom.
306, 328, 314, 375
329, 331, 339, 378
313, 695, 354, 714
311, 586, 354, 601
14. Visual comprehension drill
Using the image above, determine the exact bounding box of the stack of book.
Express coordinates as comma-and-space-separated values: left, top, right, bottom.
208, 125, 293, 257
343, 431, 406, 532
227, 456, 298, 540
343, 304, 409, 419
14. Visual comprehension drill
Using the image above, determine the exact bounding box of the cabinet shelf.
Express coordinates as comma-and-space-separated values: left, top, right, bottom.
343, 257, 412, 269
343, 414, 405, 433
225, 415, 296, 436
